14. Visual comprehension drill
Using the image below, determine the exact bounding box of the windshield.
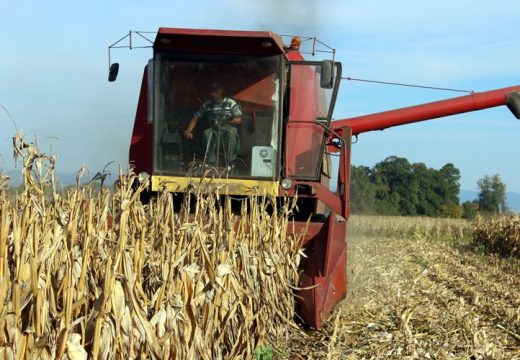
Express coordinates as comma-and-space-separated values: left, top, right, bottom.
152, 53, 282, 179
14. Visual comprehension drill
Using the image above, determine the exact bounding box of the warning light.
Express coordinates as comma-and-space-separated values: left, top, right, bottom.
290, 36, 301, 51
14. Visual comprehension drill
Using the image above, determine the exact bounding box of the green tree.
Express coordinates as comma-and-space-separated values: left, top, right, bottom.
373, 156, 418, 216
438, 163, 461, 206
440, 204, 463, 218
435, 163, 461, 217
477, 174, 507, 214
461, 200, 479, 219
349, 156, 463, 217
413, 162, 439, 216
350, 165, 377, 214
373, 183, 401, 215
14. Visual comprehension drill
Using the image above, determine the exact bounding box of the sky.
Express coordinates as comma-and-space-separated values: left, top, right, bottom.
1, 0, 519, 192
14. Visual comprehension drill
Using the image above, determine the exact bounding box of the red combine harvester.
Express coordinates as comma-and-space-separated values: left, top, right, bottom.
109, 28, 520, 328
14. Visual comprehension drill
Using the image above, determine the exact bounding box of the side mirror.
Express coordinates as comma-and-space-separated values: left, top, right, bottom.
108, 63, 120, 82
320, 60, 334, 89
506, 91, 520, 119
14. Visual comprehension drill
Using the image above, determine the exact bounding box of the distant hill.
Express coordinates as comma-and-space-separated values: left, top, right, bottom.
460, 190, 520, 213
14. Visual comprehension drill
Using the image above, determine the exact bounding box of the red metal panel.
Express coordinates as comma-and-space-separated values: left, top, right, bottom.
286, 51, 305, 61
312, 182, 343, 216
129, 67, 152, 174
337, 127, 352, 219
332, 85, 520, 138
288, 221, 329, 247
297, 213, 347, 328
234, 75, 276, 111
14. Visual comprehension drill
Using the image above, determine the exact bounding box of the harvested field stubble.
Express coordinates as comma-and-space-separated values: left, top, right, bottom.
0, 136, 305, 359
289, 215, 520, 359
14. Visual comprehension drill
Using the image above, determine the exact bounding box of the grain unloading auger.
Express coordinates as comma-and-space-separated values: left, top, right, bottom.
109, 27, 520, 328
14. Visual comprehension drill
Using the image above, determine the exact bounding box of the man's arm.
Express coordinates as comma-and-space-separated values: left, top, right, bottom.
184, 116, 198, 140
228, 98, 242, 126
228, 116, 242, 126
185, 102, 209, 139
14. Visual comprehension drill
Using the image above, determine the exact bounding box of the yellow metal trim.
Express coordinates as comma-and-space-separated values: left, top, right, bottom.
151, 175, 280, 196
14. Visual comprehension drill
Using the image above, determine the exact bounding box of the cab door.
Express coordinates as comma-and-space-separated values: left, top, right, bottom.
285, 61, 341, 180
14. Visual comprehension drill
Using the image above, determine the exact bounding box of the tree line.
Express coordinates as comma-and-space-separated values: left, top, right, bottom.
349, 156, 507, 218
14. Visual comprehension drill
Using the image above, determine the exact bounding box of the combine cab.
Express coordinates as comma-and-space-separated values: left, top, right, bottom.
110, 27, 520, 328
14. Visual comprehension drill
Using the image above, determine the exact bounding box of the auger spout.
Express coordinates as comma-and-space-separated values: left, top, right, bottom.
330, 85, 520, 142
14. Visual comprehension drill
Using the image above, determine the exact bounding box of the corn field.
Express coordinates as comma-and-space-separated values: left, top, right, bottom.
348, 214, 471, 242
0, 135, 305, 359
2, 135, 519, 359
474, 214, 520, 258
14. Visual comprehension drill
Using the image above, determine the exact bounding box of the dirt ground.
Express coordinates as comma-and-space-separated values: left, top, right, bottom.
287, 223, 520, 359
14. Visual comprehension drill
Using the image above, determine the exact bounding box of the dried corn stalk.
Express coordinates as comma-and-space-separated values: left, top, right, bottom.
473, 214, 520, 258
0, 135, 305, 359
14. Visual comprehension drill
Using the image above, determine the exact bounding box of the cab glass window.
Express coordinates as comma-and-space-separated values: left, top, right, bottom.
152, 53, 282, 179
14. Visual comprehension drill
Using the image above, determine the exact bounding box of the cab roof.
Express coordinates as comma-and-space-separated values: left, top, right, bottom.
154, 27, 285, 55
